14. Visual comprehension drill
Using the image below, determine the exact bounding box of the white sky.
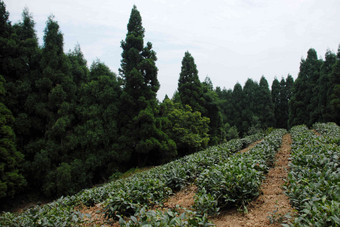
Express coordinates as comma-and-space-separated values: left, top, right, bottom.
6, 0, 340, 100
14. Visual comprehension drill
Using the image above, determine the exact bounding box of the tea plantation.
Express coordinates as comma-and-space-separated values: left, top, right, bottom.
1, 123, 339, 226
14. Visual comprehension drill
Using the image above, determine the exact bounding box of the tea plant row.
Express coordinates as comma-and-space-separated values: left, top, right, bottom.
285, 124, 340, 226
313, 122, 340, 145
193, 129, 287, 215
0, 133, 263, 226
103, 133, 263, 221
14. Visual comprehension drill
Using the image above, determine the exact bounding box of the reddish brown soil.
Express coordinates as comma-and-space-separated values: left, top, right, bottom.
240, 140, 263, 153
77, 203, 116, 227
312, 129, 321, 136
211, 134, 294, 227
163, 184, 197, 209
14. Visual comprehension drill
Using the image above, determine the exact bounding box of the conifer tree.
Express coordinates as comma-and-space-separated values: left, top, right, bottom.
119, 6, 175, 166
318, 50, 337, 122
271, 78, 280, 127
202, 77, 223, 144
0, 75, 26, 199
258, 76, 275, 129
231, 83, 244, 134
289, 49, 321, 127
329, 46, 340, 124
242, 79, 260, 133
178, 51, 205, 114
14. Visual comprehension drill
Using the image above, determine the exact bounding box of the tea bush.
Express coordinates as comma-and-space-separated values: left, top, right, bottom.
286, 124, 340, 226
194, 129, 286, 214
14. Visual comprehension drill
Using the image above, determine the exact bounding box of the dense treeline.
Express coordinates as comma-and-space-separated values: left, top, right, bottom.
0, 1, 339, 204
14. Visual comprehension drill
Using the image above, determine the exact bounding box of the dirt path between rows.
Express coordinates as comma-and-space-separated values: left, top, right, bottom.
211, 133, 294, 227
162, 139, 263, 211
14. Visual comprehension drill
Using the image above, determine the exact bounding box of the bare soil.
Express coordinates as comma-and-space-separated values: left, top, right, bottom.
211, 133, 294, 227
163, 184, 197, 210
240, 140, 263, 153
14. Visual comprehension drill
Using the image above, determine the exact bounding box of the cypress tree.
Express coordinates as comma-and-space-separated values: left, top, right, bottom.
0, 75, 26, 200
178, 51, 205, 114
289, 49, 321, 127
258, 76, 275, 129
231, 83, 245, 134
242, 79, 260, 133
201, 77, 223, 144
271, 78, 280, 128
318, 50, 336, 122
329, 46, 340, 124
119, 6, 175, 166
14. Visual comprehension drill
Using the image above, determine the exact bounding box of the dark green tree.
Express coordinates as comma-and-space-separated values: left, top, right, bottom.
271, 78, 280, 127
230, 83, 245, 134
215, 86, 234, 140
289, 49, 321, 127
242, 79, 260, 133
329, 46, 340, 124
70, 61, 121, 190
118, 6, 175, 166
318, 50, 337, 122
26, 15, 78, 196
0, 75, 26, 200
67, 44, 89, 86
258, 76, 275, 129
202, 77, 223, 144
159, 98, 209, 156
178, 51, 205, 114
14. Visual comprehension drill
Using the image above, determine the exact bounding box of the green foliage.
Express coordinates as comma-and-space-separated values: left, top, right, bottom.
201, 77, 224, 144
160, 98, 209, 156
272, 75, 293, 129
118, 5, 175, 167
313, 122, 340, 145
289, 49, 322, 127
0, 75, 26, 199
178, 52, 204, 113
195, 129, 286, 213
226, 125, 239, 140
0, 132, 263, 225
118, 207, 213, 227
329, 46, 340, 125
193, 188, 219, 216
286, 124, 340, 226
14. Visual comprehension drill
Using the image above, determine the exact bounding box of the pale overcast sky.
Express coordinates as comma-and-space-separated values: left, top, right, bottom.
6, 0, 340, 100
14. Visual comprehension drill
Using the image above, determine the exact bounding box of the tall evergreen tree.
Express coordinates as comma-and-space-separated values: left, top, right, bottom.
231, 83, 244, 134
258, 76, 275, 129
118, 6, 175, 166
25, 15, 78, 196
242, 79, 260, 133
329, 45, 340, 124
178, 51, 205, 114
317, 50, 337, 122
201, 77, 223, 144
289, 49, 321, 127
68, 61, 121, 193
278, 78, 288, 128
271, 78, 280, 128
0, 75, 26, 200
9, 8, 40, 159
